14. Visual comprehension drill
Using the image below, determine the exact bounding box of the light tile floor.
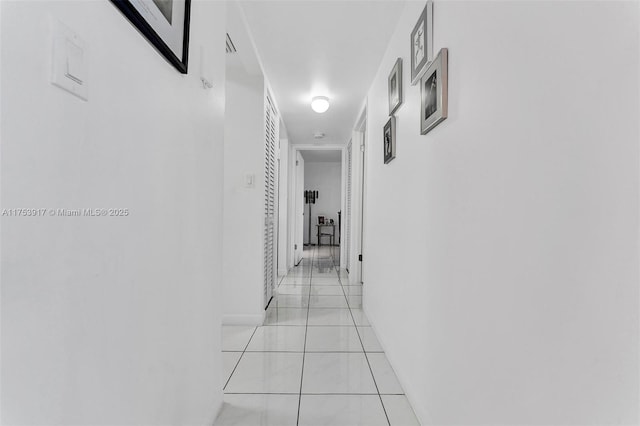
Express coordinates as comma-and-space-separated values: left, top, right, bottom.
215, 246, 420, 426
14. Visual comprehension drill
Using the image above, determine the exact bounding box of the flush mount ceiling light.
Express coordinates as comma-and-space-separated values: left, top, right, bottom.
311, 96, 330, 113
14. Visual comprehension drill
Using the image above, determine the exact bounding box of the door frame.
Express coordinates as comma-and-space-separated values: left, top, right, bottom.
340, 143, 350, 269
276, 113, 290, 277
293, 150, 304, 265
349, 105, 367, 284
289, 144, 347, 265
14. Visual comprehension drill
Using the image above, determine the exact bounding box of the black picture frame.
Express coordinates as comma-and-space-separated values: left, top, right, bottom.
421, 48, 448, 135
111, 0, 191, 74
410, 1, 433, 85
383, 116, 396, 164
388, 58, 403, 115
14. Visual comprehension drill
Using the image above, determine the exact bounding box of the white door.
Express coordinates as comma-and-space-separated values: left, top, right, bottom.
264, 95, 278, 307
294, 151, 304, 264
349, 110, 367, 285
345, 141, 353, 272
359, 129, 366, 283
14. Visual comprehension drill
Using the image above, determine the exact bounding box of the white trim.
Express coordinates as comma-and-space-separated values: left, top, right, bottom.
354, 101, 367, 132
349, 130, 364, 284
222, 313, 266, 326
212, 400, 224, 426
291, 150, 305, 264
287, 144, 295, 270
344, 140, 353, 272
339, 147, 348, 267
277, 134, 289, 277
349, 104, 367, 284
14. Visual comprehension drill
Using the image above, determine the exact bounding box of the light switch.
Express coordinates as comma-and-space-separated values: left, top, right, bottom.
51, 19, 87, 101
65, 40, 84, 84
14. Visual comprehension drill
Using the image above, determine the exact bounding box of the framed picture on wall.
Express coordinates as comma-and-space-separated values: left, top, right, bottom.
388, 58, 403, 115
420, 48, 448, 135
318, 215, 325, 225
110, 0, 191, 73
383, 116, 396, 164
410, 0, 433, 85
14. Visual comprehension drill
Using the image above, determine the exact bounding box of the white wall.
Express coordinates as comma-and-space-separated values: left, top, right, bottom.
361, 1, 639, 424
0, 1, 226, 424
303, 161, 342, 245
222, 52, 265, 324
223, 2, 287, 322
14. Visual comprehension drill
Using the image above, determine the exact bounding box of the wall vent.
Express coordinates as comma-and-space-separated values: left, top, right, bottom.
226, 33, 237, 53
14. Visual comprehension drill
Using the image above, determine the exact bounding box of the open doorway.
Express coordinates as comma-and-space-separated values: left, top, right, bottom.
291, 148, 343, 266
287, 145, 344, 268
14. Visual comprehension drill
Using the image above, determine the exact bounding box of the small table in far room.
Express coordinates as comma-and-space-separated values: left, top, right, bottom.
316, 224, 335, 246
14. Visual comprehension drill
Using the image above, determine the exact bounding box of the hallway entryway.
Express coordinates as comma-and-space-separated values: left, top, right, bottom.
216, 246, 419, 425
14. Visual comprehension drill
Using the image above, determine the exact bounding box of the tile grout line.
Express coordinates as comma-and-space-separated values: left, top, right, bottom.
222, 325, 259, 391
223, 248, 400, 424
239, 350, 382, 353
296, 246, 314, 426
336, 254, 392, 426
223, 260, 289, 398
223, 392, 403, 395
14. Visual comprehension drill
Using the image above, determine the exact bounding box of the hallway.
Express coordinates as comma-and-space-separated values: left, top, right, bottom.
216, 246, 419, 425
1, 0, 639, 424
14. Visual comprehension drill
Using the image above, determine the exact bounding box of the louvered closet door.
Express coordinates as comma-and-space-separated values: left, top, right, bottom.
345, 141, 353, 272
264, 95, 278, 308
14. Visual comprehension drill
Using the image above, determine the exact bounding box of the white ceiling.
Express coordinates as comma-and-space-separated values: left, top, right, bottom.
300, 149, 342, 163
239, 1, 405, 145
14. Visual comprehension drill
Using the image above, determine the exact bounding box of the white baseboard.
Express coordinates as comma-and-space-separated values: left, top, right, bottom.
212, 398, 223, 425
222, 313, 265, 326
